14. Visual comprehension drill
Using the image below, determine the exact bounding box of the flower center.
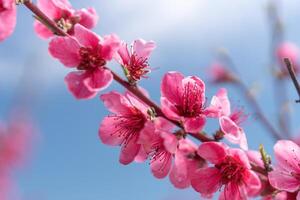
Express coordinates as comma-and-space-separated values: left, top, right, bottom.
125, 53, 150, 81
178, 82, 204, 117
78, 47, 106, 71
215, 156, 247, 185
55, 12, 80, 33
109, 109, 146, 146
0, 2, 7, 12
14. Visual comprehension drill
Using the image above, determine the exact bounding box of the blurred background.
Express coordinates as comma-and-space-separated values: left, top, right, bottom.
1, 0, 300, 199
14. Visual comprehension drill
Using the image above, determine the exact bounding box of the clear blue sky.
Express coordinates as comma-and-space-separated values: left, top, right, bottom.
1, 0, 300, 199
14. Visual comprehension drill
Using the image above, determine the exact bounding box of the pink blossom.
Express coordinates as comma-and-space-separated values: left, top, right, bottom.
115, 39, 156, 82
0, 118, 33, 172
0, 0, 16, 41
49, 24, 120, 99
268, 140, 300, 199
191, 142, 261, 200
206, 88, 248, 150
99, 91, 149, 165
208, 62, 236, 83
276, 42, 300, 74
161, 71, 206, 133
138, 117, 177, 178
34, 0, 98, 39
169, 138, 206, 189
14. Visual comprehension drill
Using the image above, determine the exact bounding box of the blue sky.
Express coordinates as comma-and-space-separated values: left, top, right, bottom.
1, 0, 300, 199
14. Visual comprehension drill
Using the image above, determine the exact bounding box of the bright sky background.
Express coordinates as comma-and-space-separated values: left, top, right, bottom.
1, 0, 300, 199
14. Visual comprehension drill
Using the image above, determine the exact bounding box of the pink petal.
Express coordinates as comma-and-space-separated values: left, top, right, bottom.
220, 116, 248, 150
0, 1, 16, 42
269, 167, 300, 192
222, 182, 247, 200
119, 134, 140, 165
197, 142, 226, 164
169, 150, 190, 189
115, 42, 130, 66
205, 88, 231, 118
274, 140, 300, 173
246, 150, 264, 168
83, 68, 113, 92
125, 91, 149, 115
134, 147, 148, 163
154, 117, 175, 132
138, 121, 158, 153
48, 36, 81, 67
220, 116, 240, 139
161, 71, 184, 105
160, 131, 178, 154
246, 170, 261, 197
190, 167, 221, 194
99, 116, 127, 146
76, 8, 98, 29
183, 116, 206, 133
161, 97, 181, 121
151, 151, 172, 179
74, 24, 99, 48
37, 0, 61, 19
181, 75, 206, 104
34, 21, 54, 39
228, 148, 251, 168
297, 192, 300, 200
133, 39, 156, 59
99, 34, 121, 61
64, 71, 97, 99
100, 91, 133, 115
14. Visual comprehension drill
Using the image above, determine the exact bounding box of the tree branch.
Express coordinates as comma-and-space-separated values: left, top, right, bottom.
284, 58, 300, 103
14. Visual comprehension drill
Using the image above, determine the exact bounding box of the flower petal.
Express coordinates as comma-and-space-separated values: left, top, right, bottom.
0, 1, 16, 42
119, 134, 140, 165
76, 8, 98, 29
197, 142, 226, 164
161, 71, 184, 105
34, 21, 54, 39
151, 150, 172, 179
74, 24, 100, 48
161, 97, 181, 121
269, 167, 300, 192
83, 68, 113, 92
246, 170, 261, 197
64, 71, 96, 99
99, 34, 121, 61
183, 116, 206, 133
274, 140, 300, 173
169, 150, 190, 189
99, 116, 126, 146
190, 167, 221, 194
49, 36, 81, 67
205, 88, 231, 118
133, 39, 156, 59
100, 91, 133, 115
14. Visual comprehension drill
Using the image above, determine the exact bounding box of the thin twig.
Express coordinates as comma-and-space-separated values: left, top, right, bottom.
284, 58, 300, 103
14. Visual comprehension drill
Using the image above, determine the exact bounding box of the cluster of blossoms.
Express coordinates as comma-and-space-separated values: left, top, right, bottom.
2, 0, 300, 199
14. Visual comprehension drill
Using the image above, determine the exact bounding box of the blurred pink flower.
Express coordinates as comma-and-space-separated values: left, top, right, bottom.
0, 0, 16, 41
161, 71, 206, 133
276, 42, 300, 75
115, 39, 156, 82
99, 91, 149, 165
138, 117, 177, 178
191, 142, 261, 200
268, 140, 300, 199
208, 62, 236, 83
206, 88, 248, 150
49, 24, 120, 99
34, 0, 98, 39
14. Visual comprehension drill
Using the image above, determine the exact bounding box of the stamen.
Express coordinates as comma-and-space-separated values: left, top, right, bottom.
78, 47, 106, 70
